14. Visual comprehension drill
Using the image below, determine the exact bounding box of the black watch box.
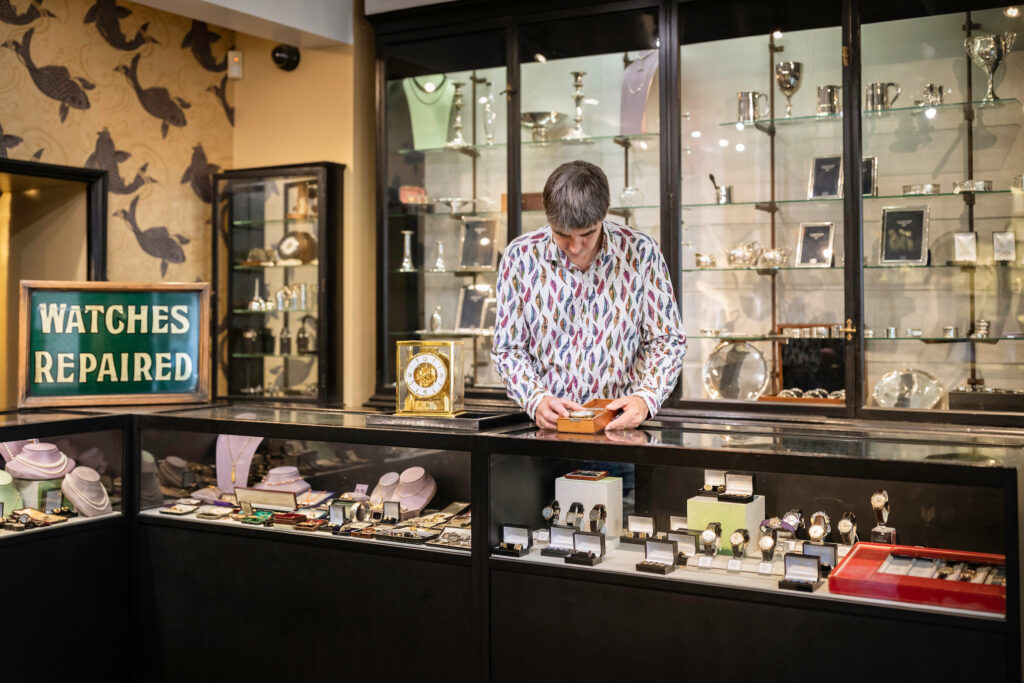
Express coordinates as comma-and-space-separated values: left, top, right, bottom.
696, 469, 726, 497
778, 552, 823, 592
718, 472, 755, 504
619, 514, 655, 546
666, 530, 699, 565
542, 525, 575, 558
636, 539, 678, 575
565, 530, 606, 566
492, 524, 532, 557
801, 541, 838, 577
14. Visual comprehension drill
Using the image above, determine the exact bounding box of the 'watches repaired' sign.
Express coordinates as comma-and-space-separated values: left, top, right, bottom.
18, 281, 210, 407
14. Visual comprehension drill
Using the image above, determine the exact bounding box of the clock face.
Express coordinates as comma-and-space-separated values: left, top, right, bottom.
404, 352, 448, 398
808, 525, 824, 541
729, 531, 745, 546
871, 492, 887, 509
701, 529, 717, 544
758, 534, 775, 551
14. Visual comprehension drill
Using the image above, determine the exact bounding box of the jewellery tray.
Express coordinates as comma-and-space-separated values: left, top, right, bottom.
565, 531, 606, 566
620, 515, 655, 546
828, 543, 1006, 614
779, 553, 823, 592
492, 524, 532, 557
425, 526, 472, 551
542, 525, 576, 557
637, 539, 678, 575
556, 398, 616, 434
375, 526, 438, 544
801, 542, 838, 577
234, 487, 298, 513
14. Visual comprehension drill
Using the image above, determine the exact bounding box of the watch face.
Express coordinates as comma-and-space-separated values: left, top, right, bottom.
871, 492, 887, 509
729, 531, 745, 546
837, 518, 853, 534
542, 506, 554, 519
808, 525, 824, 541
590, 508, 600, 520
404, 352, 448, 398
767, 517, 781, 529
758, 534, 775, 551
701, 528, 717, 544
783, 512, 801, 528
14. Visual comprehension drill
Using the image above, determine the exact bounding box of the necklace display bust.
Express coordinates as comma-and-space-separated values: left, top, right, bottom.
6, 442, 76, 480
254, 466, 311, 495
61, 466, 112, 517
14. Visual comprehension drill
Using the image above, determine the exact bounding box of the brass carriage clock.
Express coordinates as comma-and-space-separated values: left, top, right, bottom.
395, 340, 465, 417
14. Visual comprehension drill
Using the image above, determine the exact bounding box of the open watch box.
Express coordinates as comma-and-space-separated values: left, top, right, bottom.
620, 515, 655, 545
636, 539, 679, 575
493, 524, 533, 557
779, 552, 823, 592
565, 530, 606, 566
542, 525, 576, 558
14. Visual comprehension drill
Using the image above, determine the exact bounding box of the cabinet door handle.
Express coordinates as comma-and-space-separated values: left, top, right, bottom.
839, 318, 858, 341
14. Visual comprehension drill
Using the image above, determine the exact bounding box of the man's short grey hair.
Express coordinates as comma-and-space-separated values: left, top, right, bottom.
543, 161, 610, 232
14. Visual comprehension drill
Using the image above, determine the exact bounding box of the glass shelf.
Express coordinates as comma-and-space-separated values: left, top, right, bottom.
388, 268, 493, 275
389, 329, 494, 338
682, 190, 1010, 209
521, 132, 659, 148
232, 263, 318, 271
387, 210, 506, 218
715, 99, 1021, 128
231, 308, 318, 315
522, 204, 660, 214
682, 266, 842, 273
864, 262, 1023, 270
865, 336, 1022, 344
231, 353, 320, 359
231, 217, 317, 228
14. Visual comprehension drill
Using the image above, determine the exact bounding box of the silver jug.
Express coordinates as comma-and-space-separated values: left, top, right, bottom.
737, 91, 769, 123
816, 85, 841, 116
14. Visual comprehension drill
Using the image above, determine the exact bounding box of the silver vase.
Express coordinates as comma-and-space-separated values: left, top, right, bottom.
965, 32, 1016, 102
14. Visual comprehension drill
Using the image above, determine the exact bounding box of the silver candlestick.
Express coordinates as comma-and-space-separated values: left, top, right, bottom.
564, 71, 590, 141
399, 230, 416, 271
446, 81, 467, 148
480, 81, 496, 145
430, 240, 447, 272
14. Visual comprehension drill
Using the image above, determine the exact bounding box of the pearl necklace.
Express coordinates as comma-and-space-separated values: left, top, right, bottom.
263, 475, 303, 486
396, 477, 432, 500
226, 436, 252, 484
1, 439, 37, 461
65, 474, 108, 509
14, 451, 68, 475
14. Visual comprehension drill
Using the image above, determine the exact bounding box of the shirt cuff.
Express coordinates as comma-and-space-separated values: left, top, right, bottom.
632, 390, 660, 420
525, 389, 554, 420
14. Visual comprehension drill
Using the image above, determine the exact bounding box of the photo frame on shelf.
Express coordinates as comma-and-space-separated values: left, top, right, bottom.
808, 155, 843, 199
481, 297, 497, 330
953, 232, 978, 263
458, 218, 499, 271
795, 222, 835, 268
880, 207, 929, 266
456, 285, 492, 330
862, 157, 878, 197
992, 231, 1017, 262
284, 180, 316, 220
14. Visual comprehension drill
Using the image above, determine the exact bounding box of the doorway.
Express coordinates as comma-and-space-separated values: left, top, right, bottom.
0, 159, 106, 410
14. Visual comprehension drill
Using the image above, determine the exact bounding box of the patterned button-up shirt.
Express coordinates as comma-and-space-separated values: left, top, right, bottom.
491, 221, 687, 419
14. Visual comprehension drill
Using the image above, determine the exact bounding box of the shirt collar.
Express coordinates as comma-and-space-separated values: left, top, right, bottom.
544, 221, 616, 270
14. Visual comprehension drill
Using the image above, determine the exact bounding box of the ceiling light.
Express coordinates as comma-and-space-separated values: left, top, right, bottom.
735, 143, 746, 152
718, 138, 729, 147
772, 30, 784, 39
690, 130, 702, 138
1005, 6, 1021, 17
534, 53, 547, 62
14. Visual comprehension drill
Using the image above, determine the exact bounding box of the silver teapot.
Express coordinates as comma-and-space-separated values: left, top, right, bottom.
726, 241, 763, 267
757, 247, 788, 268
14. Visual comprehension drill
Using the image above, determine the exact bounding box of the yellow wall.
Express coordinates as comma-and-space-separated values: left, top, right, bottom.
232, 2, 376, 407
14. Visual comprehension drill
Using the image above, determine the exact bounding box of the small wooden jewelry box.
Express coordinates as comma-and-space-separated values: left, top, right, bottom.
556, 398, 617, 434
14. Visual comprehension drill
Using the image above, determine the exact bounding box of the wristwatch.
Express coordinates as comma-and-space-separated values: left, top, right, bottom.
837, 512, 858, 545
807, 511, 831, 543
758, 528, 778, 562
781, 509, 803, 534
542, 500, 560, 526
589, 504, 607, 533
565, 502, 584, 529
700, 522, 722, 556
729, 528, 750, 557
871, 490, 889, 526
760, 517, 783, 534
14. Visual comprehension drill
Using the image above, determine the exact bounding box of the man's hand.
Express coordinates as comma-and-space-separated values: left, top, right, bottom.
535, 396, 585, 430
605, 395, 649, 430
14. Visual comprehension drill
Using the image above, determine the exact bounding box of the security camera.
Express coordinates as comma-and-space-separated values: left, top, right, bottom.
271, 44, 300, 71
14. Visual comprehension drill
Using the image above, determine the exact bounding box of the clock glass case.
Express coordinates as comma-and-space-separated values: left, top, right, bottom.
396, 340, 465, 416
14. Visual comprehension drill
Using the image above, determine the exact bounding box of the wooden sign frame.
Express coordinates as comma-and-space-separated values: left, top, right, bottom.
18, 281, 210, 407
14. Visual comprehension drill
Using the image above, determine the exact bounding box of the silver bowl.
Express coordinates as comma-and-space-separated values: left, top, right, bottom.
521, 112, 565, 142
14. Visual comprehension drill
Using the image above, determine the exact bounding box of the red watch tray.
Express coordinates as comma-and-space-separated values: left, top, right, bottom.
828, 543, 1006, 615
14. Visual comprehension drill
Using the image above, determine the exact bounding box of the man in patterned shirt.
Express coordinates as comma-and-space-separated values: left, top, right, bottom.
491, 161, 687, 430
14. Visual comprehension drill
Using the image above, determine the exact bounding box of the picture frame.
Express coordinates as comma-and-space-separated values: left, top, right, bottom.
953, 232, 978, 262
456, 285, 492, 330
992, 231, 1017, 262
862, 157, 878, 197
795, 222, 835, 267
808, 155, 843, 199
458, 218, 499, 271
880, 207, 929, 266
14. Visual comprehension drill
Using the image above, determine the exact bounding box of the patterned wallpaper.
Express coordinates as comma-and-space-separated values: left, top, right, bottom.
0, 0, 234, 282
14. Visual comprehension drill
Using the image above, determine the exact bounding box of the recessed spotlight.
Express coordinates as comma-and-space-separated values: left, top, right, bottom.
735, 143, 746, 152
690, 130, 702, 139
638, 141, 648, 150
735, 122, 745, 131
772, 29, 784, 39
1005, 6, 1021, 17
925, 107, 937, 119
718, 138, 729, 147
534, 53, 547, 62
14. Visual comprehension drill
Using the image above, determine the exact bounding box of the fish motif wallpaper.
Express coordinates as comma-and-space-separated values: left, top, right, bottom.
0, 0, 234, 282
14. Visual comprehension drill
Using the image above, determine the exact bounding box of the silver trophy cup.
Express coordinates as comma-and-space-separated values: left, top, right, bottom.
775, 61, 802, 117
965, 32, 1016, 102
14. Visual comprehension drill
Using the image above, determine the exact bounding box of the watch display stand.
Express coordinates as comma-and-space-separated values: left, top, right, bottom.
566, 531, 606, 567
619, 514, 655, 546
802, 542, 838, 578
719, 473, 755, 504
778, 553, 823, 592
554, 475, 623, 549
696, 469, 726, 497
493, 524, 533, 557
541, 525, 576, 558
666, 531, 699, 565
871, 525, 897, 544
636, 539, 678, 575
686, 495, 765, 557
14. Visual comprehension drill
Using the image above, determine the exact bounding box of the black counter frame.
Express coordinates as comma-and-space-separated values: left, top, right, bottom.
369, 0, 1023, 428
